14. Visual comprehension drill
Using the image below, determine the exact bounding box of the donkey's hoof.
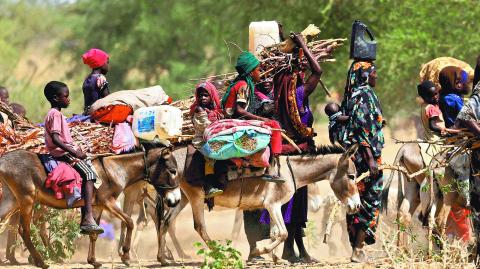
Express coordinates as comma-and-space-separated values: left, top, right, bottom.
88, 259, 102, 269
7, 256, 20, 265
157, 256, 170, 266
34, 259, 49, 269
121, 253, 131, 266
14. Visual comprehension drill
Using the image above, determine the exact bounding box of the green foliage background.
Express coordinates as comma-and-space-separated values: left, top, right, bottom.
2, 0, 480, 123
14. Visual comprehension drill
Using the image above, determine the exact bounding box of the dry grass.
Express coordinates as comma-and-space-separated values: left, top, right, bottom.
379, 220, 474, 269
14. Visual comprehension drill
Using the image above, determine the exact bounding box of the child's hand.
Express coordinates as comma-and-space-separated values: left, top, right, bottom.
74, 149, 87, 160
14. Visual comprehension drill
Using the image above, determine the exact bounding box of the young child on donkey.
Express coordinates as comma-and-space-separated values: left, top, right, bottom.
43, 81, 103, 234
418, 80, 460, 137
417, 80, 470, 208
82, 48, 110, 114
189, 81, 224, 198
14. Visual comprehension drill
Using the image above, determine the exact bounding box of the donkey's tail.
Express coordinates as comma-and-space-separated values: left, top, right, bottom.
381, 145, 405, 214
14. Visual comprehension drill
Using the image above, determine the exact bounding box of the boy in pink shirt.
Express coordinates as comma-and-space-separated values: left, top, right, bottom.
44, 81, 103, 235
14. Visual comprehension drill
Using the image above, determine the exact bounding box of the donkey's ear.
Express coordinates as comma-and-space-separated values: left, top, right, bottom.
161, 147, 172, 159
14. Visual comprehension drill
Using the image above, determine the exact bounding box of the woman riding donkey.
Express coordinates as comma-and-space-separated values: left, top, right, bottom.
221, 51, 283, 182
338, 23, 385, 261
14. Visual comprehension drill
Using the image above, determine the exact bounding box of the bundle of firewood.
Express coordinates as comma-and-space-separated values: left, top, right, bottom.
174, 26, 345, 142
0, 124, 46, 156
170, 97, 195, 137
0, 102, 114, 157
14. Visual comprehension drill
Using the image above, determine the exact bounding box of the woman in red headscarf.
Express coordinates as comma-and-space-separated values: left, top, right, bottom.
82, 48, 110, 113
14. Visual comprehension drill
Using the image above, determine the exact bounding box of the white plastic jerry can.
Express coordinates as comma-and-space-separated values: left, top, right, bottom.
248, 21, 280, 55
132, 105, 183, 141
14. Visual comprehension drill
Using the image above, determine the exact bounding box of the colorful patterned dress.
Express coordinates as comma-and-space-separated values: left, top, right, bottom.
340, 61, 385, 247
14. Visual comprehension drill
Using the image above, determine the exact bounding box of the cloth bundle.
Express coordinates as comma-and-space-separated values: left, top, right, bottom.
419, 57, 474, 89
41, 154, 82, 208
200, 119, 271, 160
88, 85, 172, 116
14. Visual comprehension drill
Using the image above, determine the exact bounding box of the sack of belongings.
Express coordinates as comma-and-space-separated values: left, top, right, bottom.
419, 57, 474, 89
88, 85, 172, 123
200, 119, 271, 160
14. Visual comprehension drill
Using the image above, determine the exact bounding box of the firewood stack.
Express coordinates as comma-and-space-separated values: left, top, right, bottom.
0, 101, 114, 157
174, 25, 345, 142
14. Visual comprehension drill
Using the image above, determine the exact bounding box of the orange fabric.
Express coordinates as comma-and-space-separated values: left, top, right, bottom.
91, 105, 133, 124
446, 204, 471, 242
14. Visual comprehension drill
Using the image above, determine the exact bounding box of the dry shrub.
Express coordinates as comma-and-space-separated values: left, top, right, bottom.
380, 220, 474, 269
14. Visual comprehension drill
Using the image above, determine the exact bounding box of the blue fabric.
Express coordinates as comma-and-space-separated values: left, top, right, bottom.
38, 154, 58, 173
66, 186, 82, 208
37, 114, 91, 127
200, 130, 270, 160
439, 93, 464, 128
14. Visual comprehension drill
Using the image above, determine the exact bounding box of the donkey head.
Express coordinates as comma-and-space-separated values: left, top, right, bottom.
150, 147, 181, 208
330, 144, 361, 214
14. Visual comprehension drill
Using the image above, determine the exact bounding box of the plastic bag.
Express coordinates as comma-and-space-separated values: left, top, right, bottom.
112, 122, 136, 154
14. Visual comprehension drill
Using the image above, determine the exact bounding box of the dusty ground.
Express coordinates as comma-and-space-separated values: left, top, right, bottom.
0, 122, 475, 268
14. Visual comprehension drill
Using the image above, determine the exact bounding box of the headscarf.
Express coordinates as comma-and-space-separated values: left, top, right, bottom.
221, 51, 259, 108
341, 61, 375, 112
339, 60, 384, 157
82, 48, 109, 69
190, 81, 223, 122
439, 66, 467, 94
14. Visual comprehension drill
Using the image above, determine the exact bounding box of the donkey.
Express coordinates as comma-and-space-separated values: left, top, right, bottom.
119, 181, 325, 262
382, 143, 462, 249
382, 143, 432, 246
0, 147, 180, 269
155, 145, 361, 265
118, 182, 190, 261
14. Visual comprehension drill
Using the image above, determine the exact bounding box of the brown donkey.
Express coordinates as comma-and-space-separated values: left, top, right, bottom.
155, 145, 361, 265
0, 147, 180, 269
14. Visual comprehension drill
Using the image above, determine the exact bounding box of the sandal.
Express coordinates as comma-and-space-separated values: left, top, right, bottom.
80, 224, 104, 235
261, 174, 286, 183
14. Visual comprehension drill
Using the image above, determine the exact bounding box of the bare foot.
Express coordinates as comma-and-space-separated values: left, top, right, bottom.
299, 255, 319, 264
282, 248, 298, 263
350, 248, 368, 263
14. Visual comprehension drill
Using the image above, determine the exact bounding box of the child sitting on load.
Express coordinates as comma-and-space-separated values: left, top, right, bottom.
43, 81, 103, 235
418, 80, 469, 206
189, 81, 224, 198
82, 48, 110, 114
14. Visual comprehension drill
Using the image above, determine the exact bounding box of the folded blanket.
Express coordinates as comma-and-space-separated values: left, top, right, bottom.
88, 85, 171, 114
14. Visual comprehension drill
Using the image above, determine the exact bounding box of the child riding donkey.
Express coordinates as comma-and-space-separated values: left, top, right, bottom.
43, 81, 103, 235
187, 81, 225, 198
